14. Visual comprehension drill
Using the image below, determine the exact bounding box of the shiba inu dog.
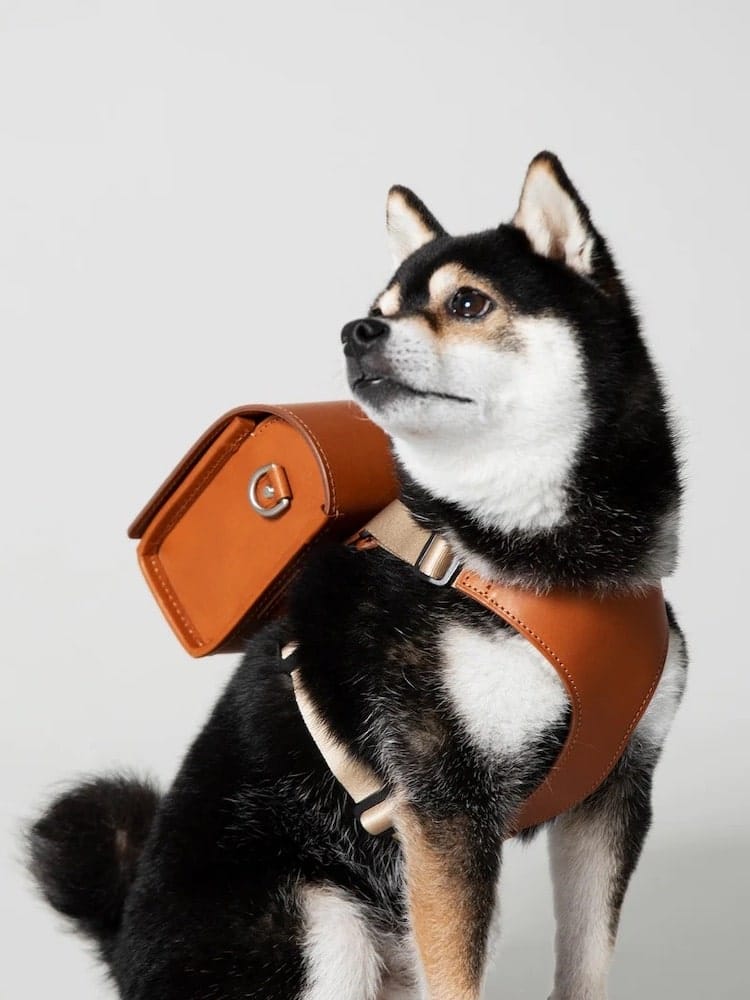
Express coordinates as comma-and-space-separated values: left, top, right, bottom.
29, 152, 686, 1000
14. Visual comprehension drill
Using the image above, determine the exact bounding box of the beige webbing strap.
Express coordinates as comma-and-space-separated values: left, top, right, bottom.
364, 502, 432, 563
283, 643, 394, 835
281, 500, 468, 834
364, 500, 461, 584
285, 501, 463, 837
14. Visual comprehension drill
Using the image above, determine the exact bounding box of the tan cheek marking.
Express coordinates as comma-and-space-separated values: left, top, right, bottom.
396, 807, 484, 1000
377, 283, 401, 317
440, 307, 517, 347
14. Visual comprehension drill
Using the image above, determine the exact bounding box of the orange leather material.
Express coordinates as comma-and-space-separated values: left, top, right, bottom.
453, 572, 669, 834
129, 402, 397, 539
131, 402, 398, 656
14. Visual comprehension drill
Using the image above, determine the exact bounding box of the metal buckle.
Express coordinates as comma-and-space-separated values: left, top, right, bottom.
415, 533, 462, 586
248, 464, 291, 519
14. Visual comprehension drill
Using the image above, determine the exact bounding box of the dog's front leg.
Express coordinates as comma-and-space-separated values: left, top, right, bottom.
547, 747, 657, 1000
394, 801, 502, 1000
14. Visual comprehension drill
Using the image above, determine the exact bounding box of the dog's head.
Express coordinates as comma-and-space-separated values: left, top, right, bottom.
342, 153, 647, 539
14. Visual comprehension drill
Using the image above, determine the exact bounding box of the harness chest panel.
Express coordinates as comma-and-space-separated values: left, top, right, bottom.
453, 573, 668, 833
300, 500, 669, 837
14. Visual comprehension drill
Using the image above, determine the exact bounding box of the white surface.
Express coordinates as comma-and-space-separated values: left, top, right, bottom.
1, 2, 748, 997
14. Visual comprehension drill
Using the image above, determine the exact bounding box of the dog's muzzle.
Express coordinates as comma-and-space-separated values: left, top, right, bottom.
341, 317, 390, 358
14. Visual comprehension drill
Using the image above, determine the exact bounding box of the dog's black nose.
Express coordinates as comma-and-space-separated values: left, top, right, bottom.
341, 317, 390, 355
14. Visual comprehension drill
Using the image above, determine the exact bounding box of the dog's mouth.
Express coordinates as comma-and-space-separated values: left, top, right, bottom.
352, 374, 474, 405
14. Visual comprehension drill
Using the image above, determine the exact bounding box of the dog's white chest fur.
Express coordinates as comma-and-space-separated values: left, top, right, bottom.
441, 623, 569, 755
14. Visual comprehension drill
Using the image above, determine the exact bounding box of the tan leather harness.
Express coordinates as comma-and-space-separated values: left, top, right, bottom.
286, 500, 670, 838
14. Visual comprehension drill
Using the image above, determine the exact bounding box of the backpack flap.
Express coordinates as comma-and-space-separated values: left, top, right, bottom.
129, 402, 398, 657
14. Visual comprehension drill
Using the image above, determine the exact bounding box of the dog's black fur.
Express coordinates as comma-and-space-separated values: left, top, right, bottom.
29, 153, 686, 999
389, 225, 680, 590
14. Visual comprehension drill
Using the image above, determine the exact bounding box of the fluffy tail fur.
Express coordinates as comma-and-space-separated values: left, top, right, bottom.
28, 775, 160, 948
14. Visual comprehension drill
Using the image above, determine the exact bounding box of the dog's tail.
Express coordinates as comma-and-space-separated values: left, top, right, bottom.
28, 775, 160, 949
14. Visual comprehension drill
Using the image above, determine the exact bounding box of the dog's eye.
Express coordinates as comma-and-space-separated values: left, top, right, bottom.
447, 287, 493, 319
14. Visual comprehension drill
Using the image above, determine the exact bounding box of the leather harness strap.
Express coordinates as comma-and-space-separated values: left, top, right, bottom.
453, 573, 669, 832
290, 500, 670, 837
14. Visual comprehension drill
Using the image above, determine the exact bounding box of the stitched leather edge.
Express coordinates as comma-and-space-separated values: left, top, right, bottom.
577, 628, 669, 804
146, 557, 205, 646
141, 421, 256, 650
148, 423, 255, 548
141, 413, 332, 654
458, 575, 669, 828
277, 406, 339, 515
457, 576, 584, 769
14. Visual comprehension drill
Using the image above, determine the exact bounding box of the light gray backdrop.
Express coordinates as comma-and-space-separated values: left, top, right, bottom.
2, 1, 748, 997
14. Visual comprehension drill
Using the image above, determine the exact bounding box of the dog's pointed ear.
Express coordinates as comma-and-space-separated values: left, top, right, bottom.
513, 153, 597, 275
386, 186, 446, 267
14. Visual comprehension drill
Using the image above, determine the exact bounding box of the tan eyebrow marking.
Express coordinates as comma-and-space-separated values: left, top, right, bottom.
377, 283, 401, 317
428, 263, 464, 305
428, 263, 502, 308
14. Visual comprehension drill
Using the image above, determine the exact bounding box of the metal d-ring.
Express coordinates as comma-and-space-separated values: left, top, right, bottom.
248, 464, 290, 519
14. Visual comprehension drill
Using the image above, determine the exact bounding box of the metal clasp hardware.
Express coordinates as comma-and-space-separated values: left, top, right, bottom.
248, 464, 291, 519
415, 533, 462, 586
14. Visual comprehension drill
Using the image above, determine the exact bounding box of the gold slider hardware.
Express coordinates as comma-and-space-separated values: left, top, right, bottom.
415, 533, 462, 586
